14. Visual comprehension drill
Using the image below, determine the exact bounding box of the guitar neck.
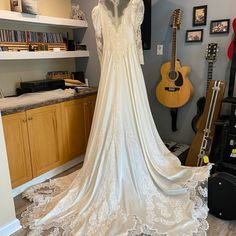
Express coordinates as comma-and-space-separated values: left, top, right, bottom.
206, 61, 214, 95
171, 27, 177, 71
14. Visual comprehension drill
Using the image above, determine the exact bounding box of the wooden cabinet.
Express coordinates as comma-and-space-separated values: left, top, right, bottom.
62, 99, 86, 161
62, 95, 97, 161
26, 104, 63, 177
83, 95, 97, 145
2, 95, 96, 188
2, 112, 32, 188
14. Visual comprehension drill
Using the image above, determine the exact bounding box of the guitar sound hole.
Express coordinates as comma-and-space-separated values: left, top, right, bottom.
169, 71, 178, 80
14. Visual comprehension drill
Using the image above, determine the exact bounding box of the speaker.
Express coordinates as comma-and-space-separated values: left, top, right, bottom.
141, 0, 151, 50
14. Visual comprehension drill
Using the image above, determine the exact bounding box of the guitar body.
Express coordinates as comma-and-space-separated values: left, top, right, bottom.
156, 61, 193, 108
191, 96, 206, 133
186, 80, 225, 166
227, 18, 236, 60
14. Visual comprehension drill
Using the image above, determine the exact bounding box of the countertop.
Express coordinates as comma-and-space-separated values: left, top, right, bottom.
0, 87, 98, 116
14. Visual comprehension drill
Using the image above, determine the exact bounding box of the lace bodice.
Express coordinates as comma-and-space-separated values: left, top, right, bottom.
92, 0, 144, 65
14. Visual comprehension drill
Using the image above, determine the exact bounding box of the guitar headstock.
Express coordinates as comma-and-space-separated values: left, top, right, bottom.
206, 43, 219, 62
171, 9, 182, 29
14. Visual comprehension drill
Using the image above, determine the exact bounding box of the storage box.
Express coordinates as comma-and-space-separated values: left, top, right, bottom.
164, 140, 190, 165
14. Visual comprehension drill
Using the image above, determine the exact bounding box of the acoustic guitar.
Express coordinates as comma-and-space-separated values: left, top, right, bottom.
191, 43, 219, 133
156, 9, 193, 108
227, 18, 236, 60
186, 80, 225, 167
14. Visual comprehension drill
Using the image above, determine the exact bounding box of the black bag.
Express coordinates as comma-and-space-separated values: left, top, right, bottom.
208, 172, 236, 220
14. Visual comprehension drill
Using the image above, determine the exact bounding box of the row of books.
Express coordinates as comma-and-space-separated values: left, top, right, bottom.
0, 29, 66, 44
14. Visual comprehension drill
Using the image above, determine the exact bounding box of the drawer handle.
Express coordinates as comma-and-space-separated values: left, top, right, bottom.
22, 119, 27, 123
28, 117, 33, 121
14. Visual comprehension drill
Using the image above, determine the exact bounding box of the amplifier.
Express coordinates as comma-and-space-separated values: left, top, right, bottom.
224, 134, 236, 165
17, 79, 65, 95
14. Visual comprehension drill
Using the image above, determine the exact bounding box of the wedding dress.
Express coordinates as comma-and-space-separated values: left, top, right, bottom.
21, 0, 212, 235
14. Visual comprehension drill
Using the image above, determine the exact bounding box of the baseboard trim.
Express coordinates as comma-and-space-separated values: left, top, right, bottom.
12, 155, 84, 197
0, 218, 21, 236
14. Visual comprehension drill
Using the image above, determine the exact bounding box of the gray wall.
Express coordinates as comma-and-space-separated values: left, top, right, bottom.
74, 0, 235, 144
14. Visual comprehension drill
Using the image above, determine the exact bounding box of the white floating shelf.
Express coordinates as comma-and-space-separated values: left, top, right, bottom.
0, 10, 88, 28
0, 51, 90, 60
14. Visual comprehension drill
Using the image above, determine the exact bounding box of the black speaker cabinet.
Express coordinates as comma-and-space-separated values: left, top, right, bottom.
208, 172, 236, 220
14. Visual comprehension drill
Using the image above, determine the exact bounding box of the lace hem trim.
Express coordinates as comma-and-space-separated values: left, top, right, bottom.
20, 164, 212, 236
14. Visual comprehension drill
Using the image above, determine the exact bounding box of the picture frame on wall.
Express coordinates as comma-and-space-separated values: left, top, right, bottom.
210, 19, 230, 34
193, 5, 207, 26
186, 29, 203, 43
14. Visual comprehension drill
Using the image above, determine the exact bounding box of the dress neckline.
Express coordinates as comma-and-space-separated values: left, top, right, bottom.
99, 0, 134, 32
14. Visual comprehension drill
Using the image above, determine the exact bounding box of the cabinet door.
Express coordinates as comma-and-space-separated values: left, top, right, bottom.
2, 112, 32, 188
62, 99, 86, 161
84, 95, 97, 145
27, 104, 63, 177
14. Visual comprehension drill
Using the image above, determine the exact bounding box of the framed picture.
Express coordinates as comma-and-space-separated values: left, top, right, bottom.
193, 5, 207, 26
186, 29, 203, 43
210, 19, 230, 34
10, 0, 22, 12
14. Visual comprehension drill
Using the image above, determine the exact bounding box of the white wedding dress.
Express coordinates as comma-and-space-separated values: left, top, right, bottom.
21, 0, 212, 235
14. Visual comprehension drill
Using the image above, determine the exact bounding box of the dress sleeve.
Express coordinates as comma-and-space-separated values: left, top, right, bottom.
135, 0, 145, 65
92, 6, 103, 65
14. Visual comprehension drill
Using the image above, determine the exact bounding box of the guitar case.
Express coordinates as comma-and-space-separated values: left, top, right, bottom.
208, 172, 236, 220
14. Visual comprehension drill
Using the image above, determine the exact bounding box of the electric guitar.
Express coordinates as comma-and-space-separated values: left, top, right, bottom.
156, 9, 193, 108
191, 43, 219, 133
186, 80, 225, 167
227, 18, 236, 98
227, 18, 236, 60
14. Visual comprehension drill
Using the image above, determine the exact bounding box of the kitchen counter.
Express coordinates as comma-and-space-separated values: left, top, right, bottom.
0, 87, 97, 116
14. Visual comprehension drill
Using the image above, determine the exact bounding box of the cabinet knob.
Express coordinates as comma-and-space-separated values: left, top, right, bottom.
28, 117, 33, 121
22, 119, 27, 123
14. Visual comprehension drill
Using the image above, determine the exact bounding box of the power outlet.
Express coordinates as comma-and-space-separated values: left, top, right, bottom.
157, 44, 163, 55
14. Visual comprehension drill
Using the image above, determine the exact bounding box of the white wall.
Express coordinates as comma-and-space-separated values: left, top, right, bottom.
0, 113, 19, 232
0, 0, 75, 96
0, 0, 71, 18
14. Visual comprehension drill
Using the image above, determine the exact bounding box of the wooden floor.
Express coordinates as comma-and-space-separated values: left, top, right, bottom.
12, 164, 236, 236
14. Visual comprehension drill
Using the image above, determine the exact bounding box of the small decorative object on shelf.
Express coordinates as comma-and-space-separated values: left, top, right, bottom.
71, 4, 86, 21
10, 0, 22, 12
21, 0, 38, 15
